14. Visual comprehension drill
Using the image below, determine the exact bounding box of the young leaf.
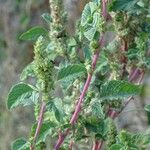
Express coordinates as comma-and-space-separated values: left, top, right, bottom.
7, 83, 34, 110
144, 105, 150, 125
19, 26, 48, 41
81, 2, 92, 26
57, 64, 87, 81
11, 138, 30, 150
100, 80, 142, 100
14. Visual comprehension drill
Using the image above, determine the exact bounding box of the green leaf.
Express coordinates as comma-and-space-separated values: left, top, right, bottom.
81, 2, 92, 26
144, 105, 150, 125
7, 83, 34, 110
109, 0, 138, 12
84, 116, 107, 138
84, 27, 97, 41
100, 80, 142, 100
53, 104, 64, 122
19, 26, 48, 41
20, 62, 35, 81
46, 101, 64, 122
57, 64, 87, 81
81, 2, 100, 41
41, 13, 52, 24
11, 138, 30, 150
32, 122, 55, 144
81, 2, 96, 26
109, 144, 123, 150
91, 101, 105, 119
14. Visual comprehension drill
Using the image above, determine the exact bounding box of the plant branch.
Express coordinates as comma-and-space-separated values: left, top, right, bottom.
55, 35, 105, 150
70, 42, 105, 125
92, 140, 103, 150
129, 68, 141, 82
54, 128, 70, 150
30, 101, 46, 150
55, 1, 107, 145
69, 140, 74, 150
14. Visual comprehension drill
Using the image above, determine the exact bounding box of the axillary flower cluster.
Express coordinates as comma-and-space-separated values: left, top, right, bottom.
33, 0, 67, 101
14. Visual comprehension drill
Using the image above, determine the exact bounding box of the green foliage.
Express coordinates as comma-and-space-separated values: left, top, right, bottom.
7, 0, 150, 149
109, 130, 150, 150
91, 101, 105, 119
20, 62, 35, 80
57, 64, 87, 81
19, 26, 48, 41
80, 1, 103, 41
46, 101, 65, 122
109, 0, 139, 12
109, 144, 123, 150
84, 116, 108, 139
11, 138, 30, 150
31, 122, 55, 145
7, 83, 36, 110
100, 80, 142, 100
106, 118, 117, 147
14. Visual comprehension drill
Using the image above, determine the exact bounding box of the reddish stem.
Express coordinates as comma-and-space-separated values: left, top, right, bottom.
69, 34, 104, 125
55, 35, 105, 150
102, 0, 107, 19
121, 40, 128, 78
129, 68, 141, 82
69, 141, 74, 150
30, 101, 46, 150
70, 73, 92, 124
54, 128, 70, 150
92, 141, 103, 150
55, 1, 107, 149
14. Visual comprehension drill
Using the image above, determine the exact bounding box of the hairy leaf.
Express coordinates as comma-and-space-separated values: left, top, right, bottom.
80, 2, 101, 41
19, 26, 48, 41
109, 0, 139, 12
7, 83, 35, 109
100, 80, 141, 100
84, 27, 97, 41
81, 2, 97, 26
11, 138, 30, 150
57, 64, 86, 81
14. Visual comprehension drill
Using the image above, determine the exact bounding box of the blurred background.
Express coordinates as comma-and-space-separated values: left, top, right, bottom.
0, 0, 149, 150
